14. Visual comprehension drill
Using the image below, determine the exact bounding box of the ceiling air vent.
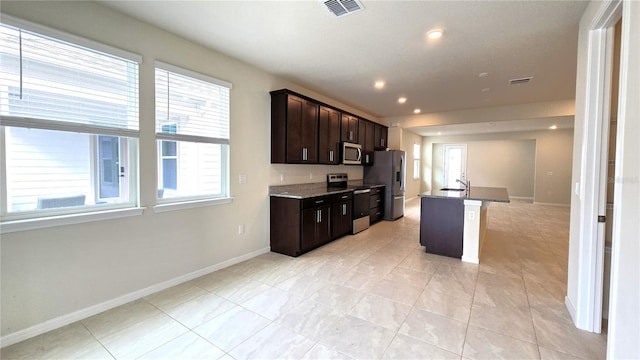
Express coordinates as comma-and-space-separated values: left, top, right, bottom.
323, 0, 364, 17
509, 77, 534, 85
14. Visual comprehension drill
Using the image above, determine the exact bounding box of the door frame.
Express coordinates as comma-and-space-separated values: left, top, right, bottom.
572, 0, 622, 333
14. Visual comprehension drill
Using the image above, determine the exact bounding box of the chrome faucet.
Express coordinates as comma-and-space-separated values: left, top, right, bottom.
456, 179, 469, 189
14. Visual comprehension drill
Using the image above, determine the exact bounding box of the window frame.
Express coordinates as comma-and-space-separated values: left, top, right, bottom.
413, 143, 421, 180
153, 61, 232, 207
0, 16, 143, 228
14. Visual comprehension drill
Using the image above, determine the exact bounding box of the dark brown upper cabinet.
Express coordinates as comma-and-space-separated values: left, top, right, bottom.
318, 106, 341, 165
271, 89, 387, 165
341, 114, 359, 143
374, 124, 388, 150
359, 119, 376, 165
271, 90, 319, 164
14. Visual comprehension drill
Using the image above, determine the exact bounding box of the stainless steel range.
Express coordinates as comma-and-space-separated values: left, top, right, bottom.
327, 173, 370, 234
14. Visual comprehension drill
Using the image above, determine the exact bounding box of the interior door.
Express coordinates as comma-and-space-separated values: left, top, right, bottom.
444, 144, 468, 188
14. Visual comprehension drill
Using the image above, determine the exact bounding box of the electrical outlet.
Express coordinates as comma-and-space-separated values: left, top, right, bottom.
238, 224, 245, 235
547, 171, 553, 175
239, 174, 247, 184
469, 211, 475, 220
309, 172, 313, 179
280, 173, 285, 181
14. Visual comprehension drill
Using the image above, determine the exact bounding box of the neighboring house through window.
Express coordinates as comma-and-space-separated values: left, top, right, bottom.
154, 62, 231, 201
0, 20, 140, 220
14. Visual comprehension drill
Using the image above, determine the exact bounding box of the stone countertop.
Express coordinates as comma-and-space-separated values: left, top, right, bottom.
270, 182, 385, 199
420, 186, 510, 203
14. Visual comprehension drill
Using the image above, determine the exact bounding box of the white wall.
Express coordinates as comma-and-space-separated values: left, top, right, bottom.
568, 1, 639, 358
422, 129, 574, 204
431, 140, 536, 198
0, 1, 379, 340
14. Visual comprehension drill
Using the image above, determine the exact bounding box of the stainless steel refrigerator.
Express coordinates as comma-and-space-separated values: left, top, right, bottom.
364, 150, 406, 220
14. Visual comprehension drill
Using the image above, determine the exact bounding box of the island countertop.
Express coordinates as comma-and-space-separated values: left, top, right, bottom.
420, 186, 510, 203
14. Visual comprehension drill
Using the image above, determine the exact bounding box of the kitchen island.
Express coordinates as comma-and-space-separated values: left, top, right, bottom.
419, 186, 509, 264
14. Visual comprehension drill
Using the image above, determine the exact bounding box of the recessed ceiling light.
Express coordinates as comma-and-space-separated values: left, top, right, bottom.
426, 29, 444, 40
413, 108, 421, 114
481, 88, 490, 92
437, 132, 442, 136
479, 72, 489, 78
398, 97, 407, 104
549, 125, 558, 130
374, 80, 385, 89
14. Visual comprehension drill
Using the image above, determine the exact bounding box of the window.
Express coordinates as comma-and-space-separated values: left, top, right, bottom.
155, 62, 231, 201
0, 20, 140, 221
413, 143, 421, 180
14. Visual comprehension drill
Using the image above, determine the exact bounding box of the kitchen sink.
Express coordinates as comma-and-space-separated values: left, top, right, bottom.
440, 188, 465, 191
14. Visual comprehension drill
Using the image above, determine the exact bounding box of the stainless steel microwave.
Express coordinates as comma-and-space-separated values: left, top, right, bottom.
342, 142, 362, 165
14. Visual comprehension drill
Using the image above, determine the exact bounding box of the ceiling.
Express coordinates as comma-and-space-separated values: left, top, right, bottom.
99, 0, 586, 134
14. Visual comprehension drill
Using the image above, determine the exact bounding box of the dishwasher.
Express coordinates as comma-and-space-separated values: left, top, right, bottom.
352, 188, 371, 234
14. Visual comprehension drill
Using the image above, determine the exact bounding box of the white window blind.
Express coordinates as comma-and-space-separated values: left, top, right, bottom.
155, 62, 231, 143
154, 62, 231, 201
0, 22, 140, 137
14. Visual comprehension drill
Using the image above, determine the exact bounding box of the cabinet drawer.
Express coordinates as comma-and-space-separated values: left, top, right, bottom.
332, 191, 353, 202
370, 208, 383, 223
302, 196, 330, 209
370, 194, 383, 208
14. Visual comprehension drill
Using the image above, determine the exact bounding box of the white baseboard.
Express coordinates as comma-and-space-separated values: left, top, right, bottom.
509, 196, 534, 201
565, 295, 577, 323
0, 246, 270, 348
534, 202, 571, 207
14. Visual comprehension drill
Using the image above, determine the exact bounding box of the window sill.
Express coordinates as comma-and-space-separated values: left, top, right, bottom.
153, 197, 233, 213
0, 207, 145, 234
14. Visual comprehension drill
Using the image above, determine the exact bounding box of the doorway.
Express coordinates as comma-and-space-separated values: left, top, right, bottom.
443, 144, 467, 188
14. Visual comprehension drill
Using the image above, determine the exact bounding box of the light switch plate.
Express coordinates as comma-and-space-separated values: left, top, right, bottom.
239, 174, 247, 184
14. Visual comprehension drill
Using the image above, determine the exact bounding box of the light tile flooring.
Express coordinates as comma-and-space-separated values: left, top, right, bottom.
2, 198, 608, 360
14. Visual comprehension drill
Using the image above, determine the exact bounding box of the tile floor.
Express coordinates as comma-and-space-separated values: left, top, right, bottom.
1, 198, 608, 360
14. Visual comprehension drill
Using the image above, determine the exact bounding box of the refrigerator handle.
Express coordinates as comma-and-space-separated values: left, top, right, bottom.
399, 155, 405, 191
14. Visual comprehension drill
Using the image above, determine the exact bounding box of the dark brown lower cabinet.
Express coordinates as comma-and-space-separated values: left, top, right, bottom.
420, 196, 464, 258
331, 192, 352, 238
271, 195, 333, 257
301, 205, 331, 253
369, 186, 385, 224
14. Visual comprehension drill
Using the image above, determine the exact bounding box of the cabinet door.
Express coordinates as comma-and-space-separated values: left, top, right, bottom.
301, 205, 331, 252
341, 114, 358, 143
319, 106, 341, 164
331, 200, 352, 238
286, 95, 318, 163
359, 120, 375, 165
374, 125, 388, 150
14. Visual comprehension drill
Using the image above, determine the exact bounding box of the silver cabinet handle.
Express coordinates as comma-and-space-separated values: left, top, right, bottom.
318, 209, 322, 223
381, 139, 385, 147
315, 200, 323, 204
349, 131, 353, 141
342, 203, 346, 215
366, 154, 369, 163
316, 209, 320, 223
330, 150, 334, 162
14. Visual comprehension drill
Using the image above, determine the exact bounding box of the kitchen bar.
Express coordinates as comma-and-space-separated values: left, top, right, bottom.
419, 186, 510, 264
